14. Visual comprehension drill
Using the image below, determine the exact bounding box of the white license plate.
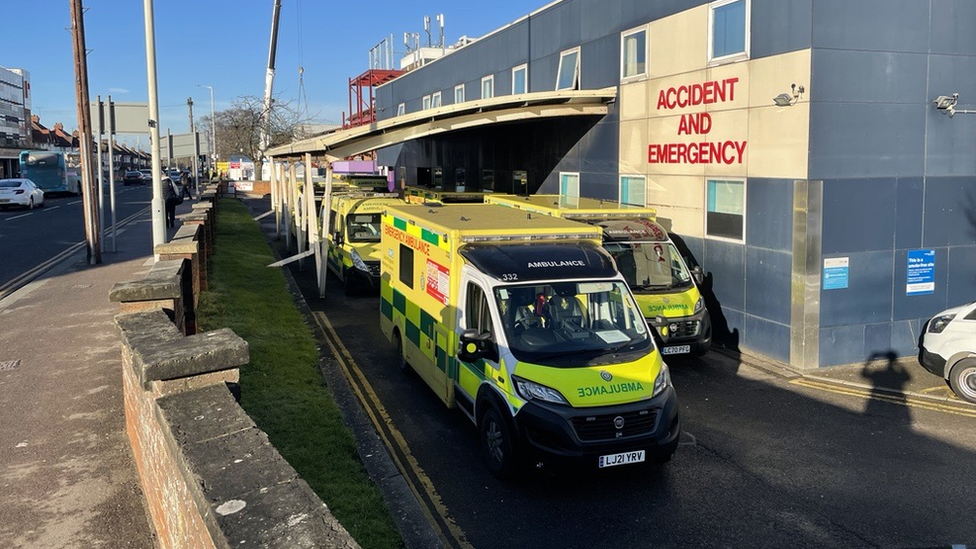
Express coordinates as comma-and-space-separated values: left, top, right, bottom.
661, 345, 691, 355
598, 450, 645, 468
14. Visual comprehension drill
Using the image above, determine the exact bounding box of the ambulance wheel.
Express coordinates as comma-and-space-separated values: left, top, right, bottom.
480, 406, 517, 479
393, 331, 408, 372
948, 358, 976, 404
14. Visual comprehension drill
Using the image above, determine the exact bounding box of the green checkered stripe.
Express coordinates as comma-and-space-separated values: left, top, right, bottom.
381, 282, 454, 376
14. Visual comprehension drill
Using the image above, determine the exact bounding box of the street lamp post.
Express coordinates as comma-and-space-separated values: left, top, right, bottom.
198, 84, 217, 179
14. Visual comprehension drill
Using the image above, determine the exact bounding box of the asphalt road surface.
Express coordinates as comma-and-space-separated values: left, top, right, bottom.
0, 184, 152, 295
274, 245, 976, 549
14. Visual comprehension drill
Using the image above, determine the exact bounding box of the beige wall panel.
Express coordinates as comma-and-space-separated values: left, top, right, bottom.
619, 81, 649, 121
645, 174, 704, 238
747, 103, 809, 178
619, 119, 649, 175
746, 49, 811, 107
701, 63, 750, 113
699, 109, 750, 178
649, 7, 707, 78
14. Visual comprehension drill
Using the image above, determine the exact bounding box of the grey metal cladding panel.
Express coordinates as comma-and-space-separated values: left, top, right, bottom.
580, 171, 618, 201
742, 314, 791, 363
745, 178, 792, 252
530, 0, 583, 55
578, 118, 618, 174
820, 250, 893, 327
745, 246, 792, 325
580, 35, 620, 89
703, 239, 745, 312
821, 178, 896, 255
895, 177, 924, 250
864, 322, 892, 357
930, 0, 976, 54
812, 0, 929, 52
925, 55, 976, 177
530, 55, 559, 92
579, 0, 620, 42
808, 102, 925, 179
376, 86, 394, 121
922, 177, 976, 247
812, 49, 927, 104
892, 247, 949, 321
818, 325, 865, 366
750, 0, 813, 58
947, 245, 976, 306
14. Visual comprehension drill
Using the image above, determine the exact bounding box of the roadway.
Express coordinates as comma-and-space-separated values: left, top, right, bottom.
0, 184, 153, 298
267, 215, 976, 549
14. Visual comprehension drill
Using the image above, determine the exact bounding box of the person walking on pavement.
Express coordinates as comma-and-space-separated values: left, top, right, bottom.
179, 171, 193, 200
163, 175, 180, 228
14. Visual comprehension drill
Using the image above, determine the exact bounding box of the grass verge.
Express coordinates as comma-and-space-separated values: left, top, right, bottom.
196, 198, 403, 549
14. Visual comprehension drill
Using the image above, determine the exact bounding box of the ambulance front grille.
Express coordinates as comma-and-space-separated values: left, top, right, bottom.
671, 320, 700, 338
571, 409, 658, 441
365, 261, 381, 277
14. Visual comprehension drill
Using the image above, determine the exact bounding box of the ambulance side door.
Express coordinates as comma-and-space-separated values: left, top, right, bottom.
456, 268, 502, 404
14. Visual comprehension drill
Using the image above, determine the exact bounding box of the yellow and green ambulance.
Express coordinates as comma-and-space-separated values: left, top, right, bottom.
380, 203, 680, 477
403, 187, 494, 205
484, 194, 712, 357
326, 192, 404, 295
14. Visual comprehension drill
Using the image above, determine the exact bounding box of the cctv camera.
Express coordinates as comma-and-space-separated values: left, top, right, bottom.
933, 94, 958, 110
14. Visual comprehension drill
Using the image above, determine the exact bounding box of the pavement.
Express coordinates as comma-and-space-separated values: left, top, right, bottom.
1, 190, 971, 548
0, 196, 197, 549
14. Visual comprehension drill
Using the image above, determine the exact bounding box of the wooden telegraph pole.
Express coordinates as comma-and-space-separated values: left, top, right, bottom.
69, 0, 101, 264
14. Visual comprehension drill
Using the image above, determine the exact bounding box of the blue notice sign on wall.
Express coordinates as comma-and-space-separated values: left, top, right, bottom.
906, 249, 936, 296
823, 257, 849, 290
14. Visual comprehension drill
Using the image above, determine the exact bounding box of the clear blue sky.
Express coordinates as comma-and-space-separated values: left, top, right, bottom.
6, 0, 541, 145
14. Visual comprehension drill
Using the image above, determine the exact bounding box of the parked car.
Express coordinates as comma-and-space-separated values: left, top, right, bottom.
139, 169, 154, 180
0, 178, 45, 209
123, 170, 144, 185
918, 301, 976, 403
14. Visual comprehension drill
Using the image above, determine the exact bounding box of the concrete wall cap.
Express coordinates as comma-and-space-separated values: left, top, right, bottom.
138, 328, 249, 384
109, 259, 185, 302
155, 241, 199, 255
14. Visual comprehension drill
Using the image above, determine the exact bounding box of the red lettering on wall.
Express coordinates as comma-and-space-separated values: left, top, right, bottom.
655, 77, 739, 111
677, 112, 712, 135
647, 141, 747, 164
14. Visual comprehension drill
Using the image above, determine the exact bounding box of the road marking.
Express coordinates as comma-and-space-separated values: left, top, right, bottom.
44, 206, 60, 212
790, 378, 976, 418
68, 200, 83, 205
6, 212, 33, 220
311, 310, 473, 549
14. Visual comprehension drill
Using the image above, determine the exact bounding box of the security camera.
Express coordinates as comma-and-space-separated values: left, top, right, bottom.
933, 93, 958, 111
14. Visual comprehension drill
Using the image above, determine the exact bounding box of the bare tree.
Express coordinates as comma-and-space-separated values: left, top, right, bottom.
200, 94, 303, 178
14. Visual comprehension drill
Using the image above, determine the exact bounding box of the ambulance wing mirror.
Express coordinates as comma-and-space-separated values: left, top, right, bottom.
458, 329, 498, 363
691, 265, 703, 285
333, 230, 344, 246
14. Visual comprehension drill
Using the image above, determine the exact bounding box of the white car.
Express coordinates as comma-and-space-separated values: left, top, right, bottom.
0, 178, 45, 210
919, 301, 976, 403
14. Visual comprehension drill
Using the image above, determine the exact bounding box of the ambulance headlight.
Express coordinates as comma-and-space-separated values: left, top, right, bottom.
350, 249, 369, 272
928, 313, 955, 334
513, 376, 569, 405
652, 363, 672, 397
694, 296, 704, 314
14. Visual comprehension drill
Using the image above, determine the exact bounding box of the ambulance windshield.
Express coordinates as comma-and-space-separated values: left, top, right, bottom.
604, 241, 693, 291
495, 280, 651, 364
347, 213, 382, 242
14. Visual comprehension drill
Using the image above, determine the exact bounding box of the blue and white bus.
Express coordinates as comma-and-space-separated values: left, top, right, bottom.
18, 150, 82, 195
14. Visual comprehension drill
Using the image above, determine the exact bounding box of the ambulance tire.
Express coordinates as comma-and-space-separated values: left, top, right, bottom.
393, 330, 409, 372
480, 405, 518, 479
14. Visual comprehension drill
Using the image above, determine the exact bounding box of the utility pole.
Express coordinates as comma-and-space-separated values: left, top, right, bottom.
70, 0, 101, 264
187, 97, 199, 195
143, 0, 166, 251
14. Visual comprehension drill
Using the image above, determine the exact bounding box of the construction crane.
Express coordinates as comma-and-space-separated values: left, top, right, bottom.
260, 0, 282, 157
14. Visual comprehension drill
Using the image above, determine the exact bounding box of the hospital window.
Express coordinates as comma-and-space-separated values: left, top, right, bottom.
422, 95, 432, 110
512, 64, 528, 94
620, 26, 647, 81
481, 75, 494, 99
556, 47, 580, 91
465, 283, 494, 336
431, 91, 442, 108
454, 84, 465, 104
705, 178, 746, 242
708, 0, 749, 64
619, 175, 646, 206
399, 244, 414, 289
397, 103, 405, 116
559, 172, 580, 199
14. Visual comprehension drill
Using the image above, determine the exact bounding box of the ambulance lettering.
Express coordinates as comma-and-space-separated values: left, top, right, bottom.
577, 381, 645, 399
383, 224, 431, 255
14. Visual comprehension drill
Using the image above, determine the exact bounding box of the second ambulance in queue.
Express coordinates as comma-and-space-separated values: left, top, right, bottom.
326, 192, 404, 295
484, 194, 712, 357
380, 203, 680, 477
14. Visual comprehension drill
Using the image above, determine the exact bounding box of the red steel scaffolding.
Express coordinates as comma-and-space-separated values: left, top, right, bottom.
345, 69, 403, 129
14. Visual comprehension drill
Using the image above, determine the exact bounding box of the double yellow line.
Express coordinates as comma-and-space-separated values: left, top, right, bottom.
790, 378, 976, 418
0, 206, 150, 302
311, 310, 473, 549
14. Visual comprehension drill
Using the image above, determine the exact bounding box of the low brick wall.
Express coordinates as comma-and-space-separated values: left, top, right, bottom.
118, 309, 360, 549
110, 258, 192, 334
